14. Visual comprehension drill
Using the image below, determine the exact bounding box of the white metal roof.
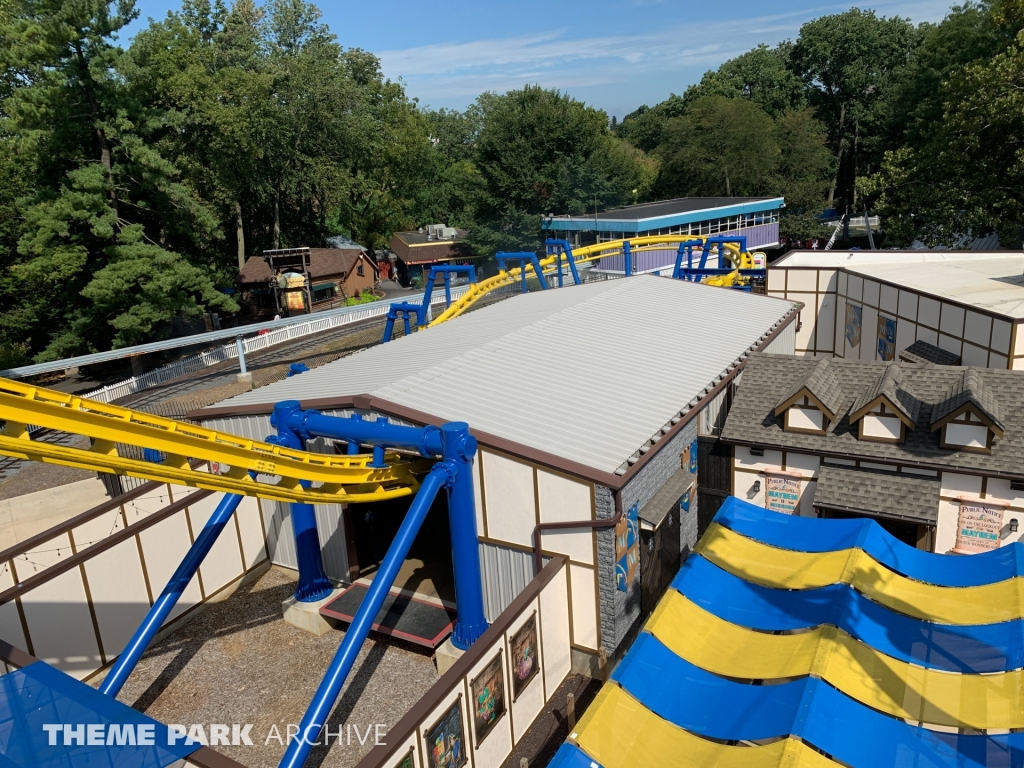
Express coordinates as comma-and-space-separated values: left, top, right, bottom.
773, 250, 1024, 319
205, 276, 797, 473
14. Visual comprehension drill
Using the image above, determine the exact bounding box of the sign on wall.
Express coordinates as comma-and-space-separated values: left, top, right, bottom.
955, 501, 1005, 553
765, 473, 801, 514
845, 304, 862, 348
426, 699, 467, 768
615, 502, 639, 591
876, 315, 897, 361
471, 650, 506, 746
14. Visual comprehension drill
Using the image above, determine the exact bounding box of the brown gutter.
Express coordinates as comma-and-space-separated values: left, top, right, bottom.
532, 490, 622, 574
0, 636, 36, 669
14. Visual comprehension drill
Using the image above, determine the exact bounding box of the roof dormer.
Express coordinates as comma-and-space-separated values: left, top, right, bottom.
931, 370, 1003, 453
848, 366, 920, 444
774, 359, 844, 436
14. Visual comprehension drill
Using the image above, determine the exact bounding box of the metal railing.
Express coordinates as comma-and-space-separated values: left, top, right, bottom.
78, 288, 469, 405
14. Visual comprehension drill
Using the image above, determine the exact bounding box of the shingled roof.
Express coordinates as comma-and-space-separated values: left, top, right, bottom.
931, 368, 1004, 432
774, 358, 845, 420
898, 339, 962, 366
814, 465, 941, 524
723, 355, 1024, 476
237, 248, 375, 285
849, 365, 921, 426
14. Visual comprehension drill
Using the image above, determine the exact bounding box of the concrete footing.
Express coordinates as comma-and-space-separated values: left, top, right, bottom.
282, 589, 343, 636
434, 636, 465, 676
237, 372, 253, 385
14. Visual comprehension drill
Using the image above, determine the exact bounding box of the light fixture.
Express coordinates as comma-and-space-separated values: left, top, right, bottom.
1011, 518, 1019, 533
752, 480, 761, 493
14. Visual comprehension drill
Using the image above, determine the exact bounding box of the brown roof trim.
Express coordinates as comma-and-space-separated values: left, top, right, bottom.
190, 305, 801, 488
0, 475, 180, 563
0, 636, 37, 668
0, 489, 215, 606
615, 306, 800, 487
723, 435, 1024, 482
353, 556, 567, 768
848, 394, 916, 429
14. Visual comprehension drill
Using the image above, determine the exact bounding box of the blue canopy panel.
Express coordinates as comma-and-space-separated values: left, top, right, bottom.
0, 661, 199, 768
714, 497, 1024, 587
673, 555, 1024, 674
614, 632, 1024, 768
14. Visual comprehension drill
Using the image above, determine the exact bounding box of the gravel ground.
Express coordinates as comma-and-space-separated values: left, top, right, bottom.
106, 567, 439, 768
500, 674, 602, 768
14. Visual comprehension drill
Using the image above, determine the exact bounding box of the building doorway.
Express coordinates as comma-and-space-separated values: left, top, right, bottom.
346, 490, 456, 604
697, 436, 732, 537
819, 508, 932, 549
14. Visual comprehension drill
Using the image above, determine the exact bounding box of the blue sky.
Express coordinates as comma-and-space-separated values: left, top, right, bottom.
122, 0, 956, 119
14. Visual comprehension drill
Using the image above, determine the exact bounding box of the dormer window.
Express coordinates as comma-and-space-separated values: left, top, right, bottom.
774, 359, 843, 436
931, 370, 1003, 453
785, 397, 826, 433
848, 366, 919, 444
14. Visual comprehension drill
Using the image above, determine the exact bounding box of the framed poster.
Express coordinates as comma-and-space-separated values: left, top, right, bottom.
393, 748, 415, 768
615, 502, 639, 591
876, 315, 897, 361
426, 699, 467, 768
765, 473, 800, 514
510, 614, 540, 701
470, 651, 506, 746
845, 304, 862, 348
954, 501, 1006, 553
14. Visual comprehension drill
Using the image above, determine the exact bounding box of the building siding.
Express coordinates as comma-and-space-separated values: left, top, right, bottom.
598, 418, 700, 657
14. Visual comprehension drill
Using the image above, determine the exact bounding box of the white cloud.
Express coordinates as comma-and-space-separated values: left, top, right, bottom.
383, 0, 955, 108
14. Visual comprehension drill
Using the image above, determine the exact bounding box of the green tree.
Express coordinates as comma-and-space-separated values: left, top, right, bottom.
682, 43, 806, 118
469, 85, 653, 256
863, 24, 1024, 246
654, 96, 779, 197
791, 9, 920, 211
0, 0, 236, 359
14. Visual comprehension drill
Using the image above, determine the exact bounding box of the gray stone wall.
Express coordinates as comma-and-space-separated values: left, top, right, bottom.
596, 418, 700, 657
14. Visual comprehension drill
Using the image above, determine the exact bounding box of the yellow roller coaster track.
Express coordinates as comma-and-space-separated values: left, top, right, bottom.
0, 378, 430, 504
428, 234, 763, 327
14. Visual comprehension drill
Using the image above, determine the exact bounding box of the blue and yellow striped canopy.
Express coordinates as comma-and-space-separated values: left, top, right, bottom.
549, 497, 1024, 768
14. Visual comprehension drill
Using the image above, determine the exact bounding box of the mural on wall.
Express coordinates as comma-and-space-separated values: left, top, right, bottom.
845, 304, 862, 348
471, 651, 506, 746
876, 316, 897, 361
679, 485, 692, 514
426, 700, 467, 768
615, 502, 640, 590
954, 502, 1005, 553
765, 473, 800, 514
510, 614, 540, 701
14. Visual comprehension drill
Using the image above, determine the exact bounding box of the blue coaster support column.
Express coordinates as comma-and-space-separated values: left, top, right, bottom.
275, 405, 488, 768
271, 400, 332, 602
545, 239, 581, 286
497, 252, 549, 293
623, 240, 633, 277
99, 492, 244, 697
441, 421, 488, 649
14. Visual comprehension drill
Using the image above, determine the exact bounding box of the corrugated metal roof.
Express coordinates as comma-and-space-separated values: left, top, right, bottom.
205, 276, 797, 473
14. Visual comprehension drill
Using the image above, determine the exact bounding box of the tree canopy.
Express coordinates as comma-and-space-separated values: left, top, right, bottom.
2, 0, 1022, 364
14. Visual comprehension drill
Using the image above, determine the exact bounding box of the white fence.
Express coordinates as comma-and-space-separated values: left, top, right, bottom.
81, 289, 470, 405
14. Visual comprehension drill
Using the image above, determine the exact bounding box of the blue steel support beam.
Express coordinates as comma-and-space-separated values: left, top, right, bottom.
623, 240, 632, 277
272, 401, 332, 602
497, 252, 548, 292
99, 493, 244, 697
545, 240, 581, 286
672, 241, 705, 280
278, 464, 450, 768
442, 422, 488, 649
420, 265, 478, 318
